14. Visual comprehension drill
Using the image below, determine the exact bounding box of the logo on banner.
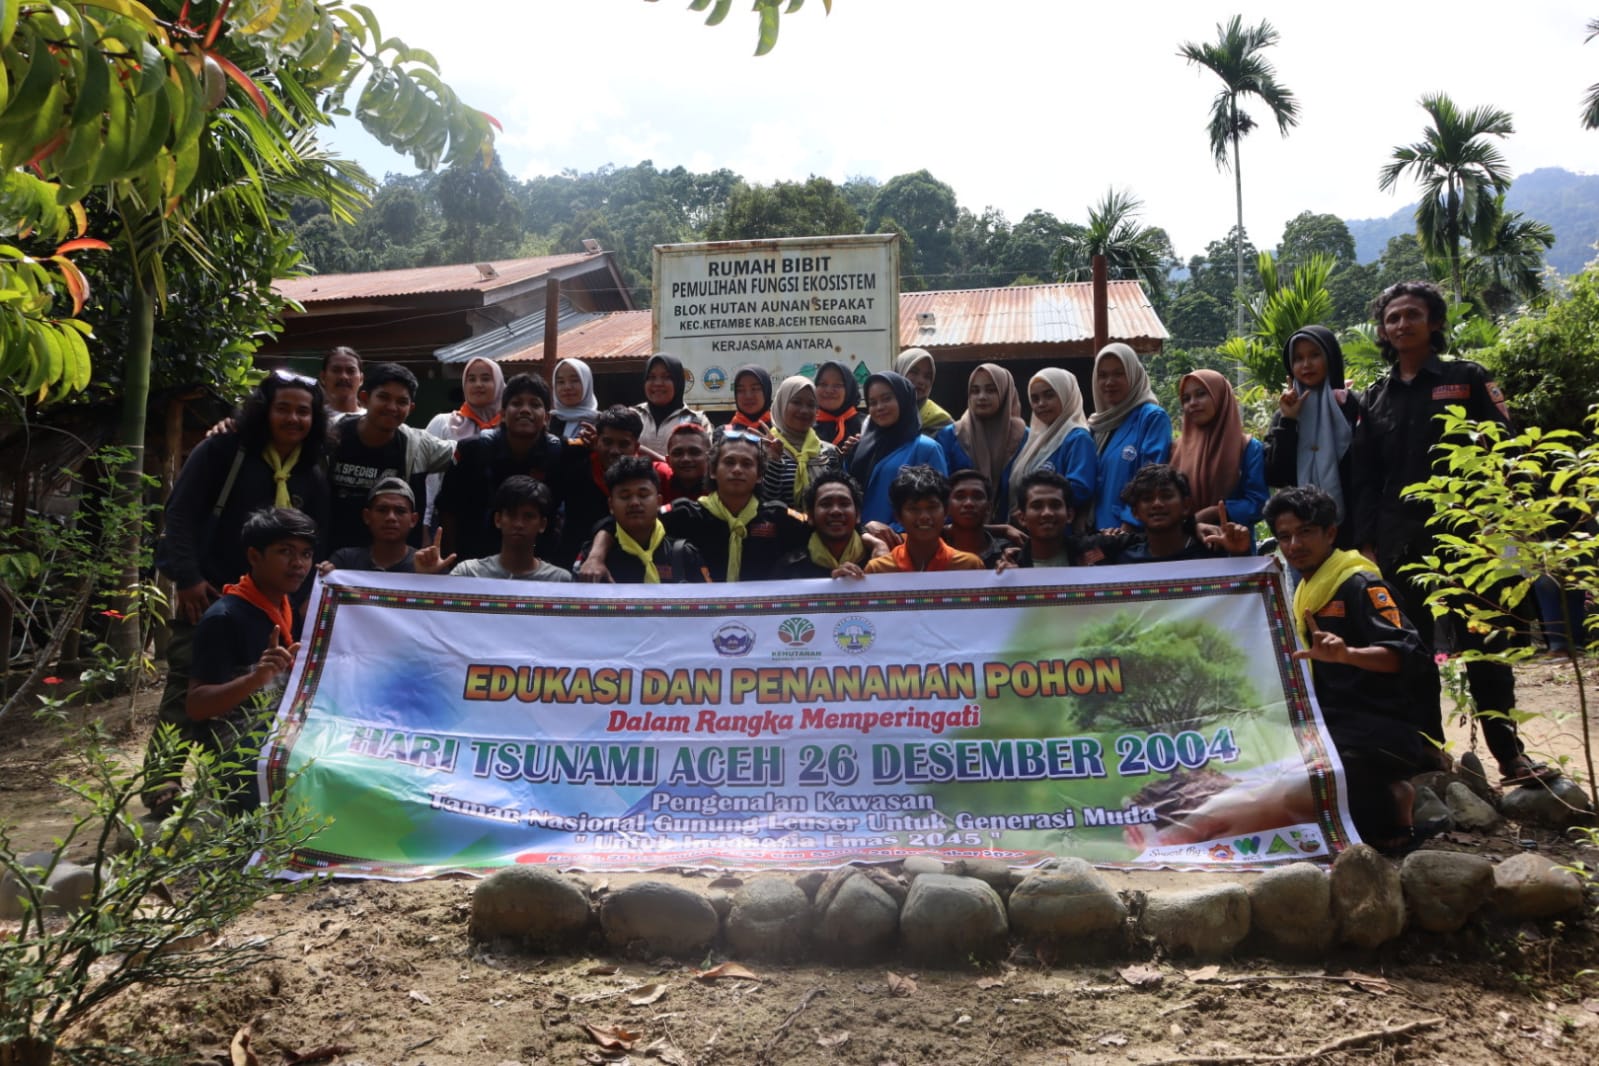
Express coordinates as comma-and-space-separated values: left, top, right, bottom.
711, 622, 755, 657
778, 617, 816, 645
833, 616, 876, 654
703, 366, 728, 392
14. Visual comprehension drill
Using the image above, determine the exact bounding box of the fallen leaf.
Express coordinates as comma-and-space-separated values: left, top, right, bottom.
696, 961, 761, 982
954, 1014, 972, 1026
1342, 972, 1391, 996
229, 1026, 259, 1066
584, 1023, 640, 1051
975, 976, 1006, 990
644, 1036, 689, 1065
1183, 964, 1221, 982
816, 1031, 850, 1048
587, 963, 620, 976
408, 989, 433, 1006
1119, 964, 1163, 989
283, 1046, 355, 1065
885, 972, 918, 997
628, 983, 668, 1006
1098, 1032, 1128, 1047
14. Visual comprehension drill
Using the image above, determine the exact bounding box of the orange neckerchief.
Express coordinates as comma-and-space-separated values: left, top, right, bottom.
816, 407, 856, 445
221, 574, 295, 645
889, 540, 961, 573
729, 411, 772, 433
457, 403, 501, 432
590, 451, 610, 495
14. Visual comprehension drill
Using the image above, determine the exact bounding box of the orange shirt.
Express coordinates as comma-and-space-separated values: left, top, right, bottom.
865, 541, 986, 574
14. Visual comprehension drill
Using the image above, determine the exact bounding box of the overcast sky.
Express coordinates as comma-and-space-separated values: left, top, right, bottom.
325, 1, 1599, 264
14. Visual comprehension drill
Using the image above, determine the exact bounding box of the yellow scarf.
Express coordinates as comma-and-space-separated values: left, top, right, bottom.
1293, 548, 1381, 646
778, 430, 823, 506
263, 446, 301, 508
616, 520, 667, 584
699, 494, 758, 582
807, 531, 864, 572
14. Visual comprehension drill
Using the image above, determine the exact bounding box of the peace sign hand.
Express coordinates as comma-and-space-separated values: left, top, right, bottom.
1291, 611, 1347, 664
416, 528, 458, 574
1279, 380, 1305, 419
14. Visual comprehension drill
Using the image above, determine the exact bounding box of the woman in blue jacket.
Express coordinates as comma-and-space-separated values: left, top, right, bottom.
847, 371, 947, 524
1009, 367, 1096, 522
935, 363, 1028, 520
1087, 343, 1171, 529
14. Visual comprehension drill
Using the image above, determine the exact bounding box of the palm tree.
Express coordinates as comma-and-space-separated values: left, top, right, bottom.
1050, 188, 1171, 302
1583, 19, 1599, 128
1178, 16, 1300, 333
1378, 93, 1514, 304
1465, 196, 1556, 312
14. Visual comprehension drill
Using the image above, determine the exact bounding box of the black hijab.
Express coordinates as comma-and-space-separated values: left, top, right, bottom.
847, 371, 922, 489
644, 353, 688, 423
730, 364, 774, 425
1281, 325, 1347, 387
814, 359, 862, 445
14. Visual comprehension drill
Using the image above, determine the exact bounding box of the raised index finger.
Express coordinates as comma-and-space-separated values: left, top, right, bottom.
1217, 500, 1229, 527
1303, 610, 1321, 635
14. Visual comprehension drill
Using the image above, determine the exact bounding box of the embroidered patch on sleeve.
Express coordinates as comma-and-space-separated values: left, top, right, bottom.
1431, 384, 1471, 401
1367, 585, 1401, 627
1487, 380, 1511, 419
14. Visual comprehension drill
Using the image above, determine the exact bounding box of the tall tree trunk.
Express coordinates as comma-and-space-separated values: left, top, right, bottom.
1447, 181, 1464, 305
105, 272, 156, 667
1232, 125, 1246, 337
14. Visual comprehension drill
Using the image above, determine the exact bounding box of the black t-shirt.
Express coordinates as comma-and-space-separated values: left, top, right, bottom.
659, 498, 810, 582
328, 546, 417, 573
436, 429, 565, 562
1107, 534, 1222, 565
595, 535, 711, 584
190, 595, 281, 753
328, 427, 412, 552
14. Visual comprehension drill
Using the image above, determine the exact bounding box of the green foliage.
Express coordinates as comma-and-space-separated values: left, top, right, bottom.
1052, 188, 1174, 303
0, 721, 325, 1061
1277, 211, 1356, 274
667, 0, 831, 57
1583, 18, 1599, 130
1379, 93, 1515, 303
1464, 195, 1556, 314
865, 170, 959, 289
1165, 289, 1231, 350
1186, 226, 1260, 308
1061, 614, 1258, 734
1220, 250, 1335, 389
1401, 406, 1599, 808
1482, 265, 1599, 432
1144, 346, 1238, 415
1177, 16, 1300, 170
706, 175, 862, 243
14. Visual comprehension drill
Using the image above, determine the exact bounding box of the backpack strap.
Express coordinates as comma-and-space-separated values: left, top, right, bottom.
211, 447, 247, 518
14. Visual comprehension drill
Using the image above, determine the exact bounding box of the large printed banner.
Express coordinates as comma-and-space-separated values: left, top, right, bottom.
260, 559, 1357, 878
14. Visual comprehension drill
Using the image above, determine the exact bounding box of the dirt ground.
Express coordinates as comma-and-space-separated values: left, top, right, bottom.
4, 662, 1599, 1066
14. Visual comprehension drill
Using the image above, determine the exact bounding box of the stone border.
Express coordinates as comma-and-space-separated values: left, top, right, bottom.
468, 846, 1590, 965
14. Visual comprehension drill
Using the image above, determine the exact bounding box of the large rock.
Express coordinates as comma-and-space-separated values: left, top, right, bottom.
1007, 859, 1127, 943
901, 856, 945, 880
945, 859, 1016, 898
899, 874, 1008, 964
601, 881, 719, 958
1457, 751, 1498, 804
471, 866, 591, 945
1501, 778, 1595, 829
1446, 782, 1502, 831
1491, 853, 1585, 919
1410, 786, 1453, 835
1140, 884, 1250, 958
1400, 851, 1492, 933
726, 878, 812, 961
42, 863, 96, 914
813, 870, 899, 961
1248, 862, 1333, 954
0, 851, 67, 920
1330, 844, 1405, 949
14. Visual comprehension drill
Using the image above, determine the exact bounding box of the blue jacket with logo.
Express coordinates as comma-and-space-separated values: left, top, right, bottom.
1092, 402, 1172, 529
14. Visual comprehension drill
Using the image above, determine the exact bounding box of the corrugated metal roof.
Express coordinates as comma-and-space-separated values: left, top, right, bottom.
501, 281, 1167, 363
898, 280, 1167, 348
502, 310, 656, 364
274, 253, 600, 304
435, 297, 601, 364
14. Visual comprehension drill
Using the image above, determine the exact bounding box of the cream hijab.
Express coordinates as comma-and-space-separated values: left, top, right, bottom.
1011, 368, 1089, 489
1088, 343, 1158, 449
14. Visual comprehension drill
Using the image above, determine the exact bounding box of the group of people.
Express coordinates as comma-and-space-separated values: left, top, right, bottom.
148, 280, 1557, 855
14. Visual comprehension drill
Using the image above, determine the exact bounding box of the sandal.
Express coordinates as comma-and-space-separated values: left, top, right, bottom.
1498, 757, 1561, 787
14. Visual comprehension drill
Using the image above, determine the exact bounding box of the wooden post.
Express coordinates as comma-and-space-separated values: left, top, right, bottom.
1092, 254, 1108, 355
541, 277, 560, 384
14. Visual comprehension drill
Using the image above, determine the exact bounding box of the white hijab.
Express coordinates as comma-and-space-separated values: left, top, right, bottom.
1011, 368, 1089, 490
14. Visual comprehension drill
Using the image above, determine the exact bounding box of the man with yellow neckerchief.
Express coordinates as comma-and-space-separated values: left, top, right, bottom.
583, 456, 709, 584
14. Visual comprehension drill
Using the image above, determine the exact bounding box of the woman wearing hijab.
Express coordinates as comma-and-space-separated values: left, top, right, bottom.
549, 357, 601, 442
634, 352, 711, 455
813, 360, 864, 447
1170, 369, 1269, 535
1010, 368, 1097, 517
936, 364, 1028, 521
895, 348, 954, 436
1264, 326, 1361, 547
761, 375, 841, 506
1088, 343, 1172, 529
846, 371, 948, 524
424, 355, 503, 527
714, 364, 775, 444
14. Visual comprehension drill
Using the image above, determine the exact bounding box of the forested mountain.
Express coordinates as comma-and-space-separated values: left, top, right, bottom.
1347, 167, 1598, 275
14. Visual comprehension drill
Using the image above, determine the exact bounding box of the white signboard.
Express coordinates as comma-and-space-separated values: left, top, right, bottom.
653, 234, 900, 409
